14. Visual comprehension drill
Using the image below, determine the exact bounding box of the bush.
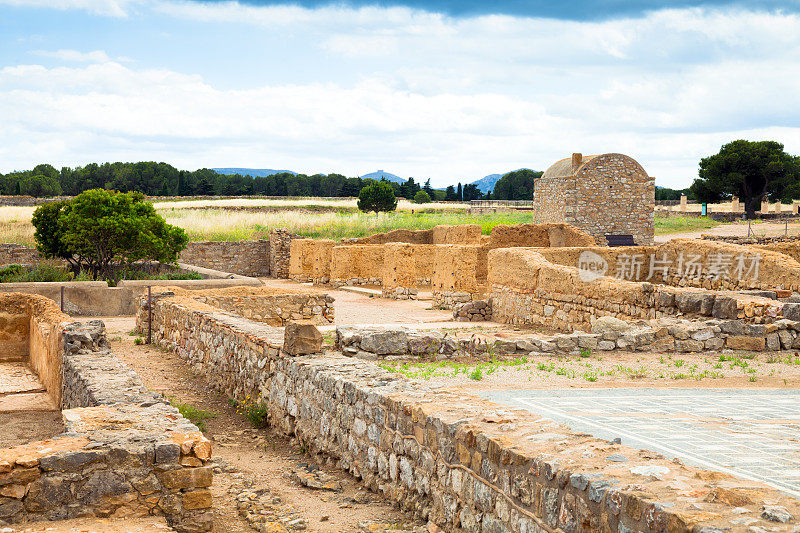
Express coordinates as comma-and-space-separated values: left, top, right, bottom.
413, 190, 432, 204
31, 189, 188, 280
357, 181, 398, 213
0, 263, 92, 283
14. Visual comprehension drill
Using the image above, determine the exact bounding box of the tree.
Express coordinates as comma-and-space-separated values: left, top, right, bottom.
413, 190, 432, 204
31, 189, 188, 280
457, 182, 462, 201
20, 174, 62, 197
493, 169, 542, 200
422, 179, 435, 198
357, 181, 397, 213
444, 185, 458, 201
690, 140, 799, 219
462, 183, 483, 201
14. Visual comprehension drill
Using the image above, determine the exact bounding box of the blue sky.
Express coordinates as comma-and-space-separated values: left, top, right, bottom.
1, 0, 799, 187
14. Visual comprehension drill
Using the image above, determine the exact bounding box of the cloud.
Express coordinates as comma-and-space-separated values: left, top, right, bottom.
0, 0, 134, 16
1, 4, 800, 187
32, 49, 118, 63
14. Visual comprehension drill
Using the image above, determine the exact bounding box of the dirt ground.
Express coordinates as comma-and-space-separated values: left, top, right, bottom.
655, 220, 800, 242
0, 410, 63, 448
102, 316, 423, 533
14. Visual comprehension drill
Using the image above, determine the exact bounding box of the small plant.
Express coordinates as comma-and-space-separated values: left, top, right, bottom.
133, 337, 144, 345
469, 368, 483, 381
579, 347, 592, 358
233, 396, 269, 427
169, 398, 217, 432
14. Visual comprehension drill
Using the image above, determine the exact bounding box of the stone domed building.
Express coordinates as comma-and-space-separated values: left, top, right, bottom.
532, 153, 655, 245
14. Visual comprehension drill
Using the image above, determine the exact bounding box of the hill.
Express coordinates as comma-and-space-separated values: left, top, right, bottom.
213, 168, 297, 177
470, 173, 504, 194
359, 170, 405, 184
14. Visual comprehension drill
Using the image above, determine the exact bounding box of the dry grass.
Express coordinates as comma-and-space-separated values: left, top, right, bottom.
0, 206, 36, 245
154, 198, 471, 211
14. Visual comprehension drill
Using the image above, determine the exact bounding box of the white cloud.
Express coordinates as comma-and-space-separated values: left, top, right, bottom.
0, 0, 134, 16
2, 3, 800, 187
32, 49, 117, 63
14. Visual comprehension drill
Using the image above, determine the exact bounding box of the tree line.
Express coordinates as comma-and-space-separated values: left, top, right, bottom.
0, 161, 543, 201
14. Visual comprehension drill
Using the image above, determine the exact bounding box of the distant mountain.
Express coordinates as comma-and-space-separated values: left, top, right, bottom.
213, 168, 297, 177
359, 170, 405, 184
470, 173, 504, 194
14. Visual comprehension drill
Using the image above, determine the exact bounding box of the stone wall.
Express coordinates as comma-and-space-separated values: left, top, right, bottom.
289, 239, 335, 284
269, 229, 299, 279
488, 248, 786, 332
432, 245, 487, 307
0, 293, 29, 359
0, 301, 213, 532
330, 245, 384, 287
180, 240, 270, 277
381, 244, 435, 299
139, 294, 800, 533
139, 286, 334, 327
486, 223, 596, 248
348, 225, 481, 245
0, 244, 42, 266
534, 153, 655, 245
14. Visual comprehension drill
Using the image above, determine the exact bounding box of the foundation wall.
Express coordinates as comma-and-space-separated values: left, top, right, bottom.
289, 239, 335, 283
180, 240, 270, 277
0, 296, 29, 360
0, 244, 41, 266
140, 295, 800, 533
26, 296, 67, 407
270, 229, 299, 279
330, 245, 384, 286
487, 223, 596, 248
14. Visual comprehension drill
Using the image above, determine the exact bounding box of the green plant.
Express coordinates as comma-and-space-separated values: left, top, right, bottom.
357, 181, 398, 213
31, 189, 188, 280
234, 396, 269, 427
169, 398, 217, 431
133, 337, 144, 345
469, 368, 483, 381
413, 190, 432, 204
579, 347, 592, 358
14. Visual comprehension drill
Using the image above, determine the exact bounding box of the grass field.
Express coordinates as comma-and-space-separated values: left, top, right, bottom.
0, 198, 729, 245
654, 215, 721, 235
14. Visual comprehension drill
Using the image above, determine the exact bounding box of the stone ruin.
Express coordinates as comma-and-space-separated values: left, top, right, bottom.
533, 153, 655, 245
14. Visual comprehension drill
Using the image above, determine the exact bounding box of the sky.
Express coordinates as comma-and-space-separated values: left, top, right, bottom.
1, 1, 799, 188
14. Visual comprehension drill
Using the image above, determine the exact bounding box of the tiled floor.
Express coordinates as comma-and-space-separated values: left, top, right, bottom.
0, 361, 45, 395
480, 388, 800, 499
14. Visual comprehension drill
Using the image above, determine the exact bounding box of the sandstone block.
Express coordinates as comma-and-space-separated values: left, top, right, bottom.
726, 336, 765, 351
160, 467, 213, 490
283, 320, 323, 356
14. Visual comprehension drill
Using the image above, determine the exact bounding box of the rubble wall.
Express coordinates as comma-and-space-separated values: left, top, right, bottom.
487, 223, 596, 248
0, 244, 42, 266
139, 295, 800, 533
489, 248, 785, 331
180, 240, 270, 277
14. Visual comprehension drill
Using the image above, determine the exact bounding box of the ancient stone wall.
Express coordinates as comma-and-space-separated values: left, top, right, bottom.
141, 286, 335, 327
488, 248, 788, 332
0, 244, 42, 266
431, 245, 486, 307
140, 295, 800, 533
0, 294, 29, 359
534, 154, 655, 245
348, 225, 481, 245
0, 304, 213, 531
289, 239, 335, 284
330, 245, 384, 287
269, 229, 299, 279
487, 223, 596, 248
180, 240, 270, 277
380, 244, 436, 299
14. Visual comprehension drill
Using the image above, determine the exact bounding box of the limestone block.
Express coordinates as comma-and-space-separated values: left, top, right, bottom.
283, 321, 323, 356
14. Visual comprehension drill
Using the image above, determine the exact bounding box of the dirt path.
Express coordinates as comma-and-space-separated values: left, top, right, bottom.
655, 220, 800, 242
103, 317, 423, 533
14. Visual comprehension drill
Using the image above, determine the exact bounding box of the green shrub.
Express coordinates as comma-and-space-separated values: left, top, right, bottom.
413, 190, 432, 204
32, 189, 188, 280
233, 397, 269, 427
169, 398, 217, 432
357, 181, 398, 213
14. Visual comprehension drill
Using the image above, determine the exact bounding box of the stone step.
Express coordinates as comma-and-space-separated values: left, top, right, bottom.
338, 286, 382, 296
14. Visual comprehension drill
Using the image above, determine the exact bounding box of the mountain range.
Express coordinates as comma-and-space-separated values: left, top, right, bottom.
213, 167, 514, 193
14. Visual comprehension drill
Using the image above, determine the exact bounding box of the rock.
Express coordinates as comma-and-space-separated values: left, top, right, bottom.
291, 467, 342, 492
606, 454, 628, 463
407, 333, 442, 355
726, 336, 766, 351
783, 303, 800, 321
761, 505, 793, 523
591, 316, 631, 335
712, 297, 739, 319
765, 332, 780, 351
283, 321, 323, 356
360, 330, 408, 355
630, 465, 669, 477
676, 292, 704, 314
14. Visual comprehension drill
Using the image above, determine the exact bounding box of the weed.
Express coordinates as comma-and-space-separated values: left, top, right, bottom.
579, 347, 592, 358
169, 398, 217, 432
133, 337, 144, 345
232, 396, 269, 427
469, 368, 483, 381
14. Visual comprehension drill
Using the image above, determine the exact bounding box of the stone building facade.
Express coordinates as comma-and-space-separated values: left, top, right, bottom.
533, 153, 655, 245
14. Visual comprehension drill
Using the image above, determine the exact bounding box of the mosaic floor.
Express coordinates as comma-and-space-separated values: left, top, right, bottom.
480, 388, 800, 499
